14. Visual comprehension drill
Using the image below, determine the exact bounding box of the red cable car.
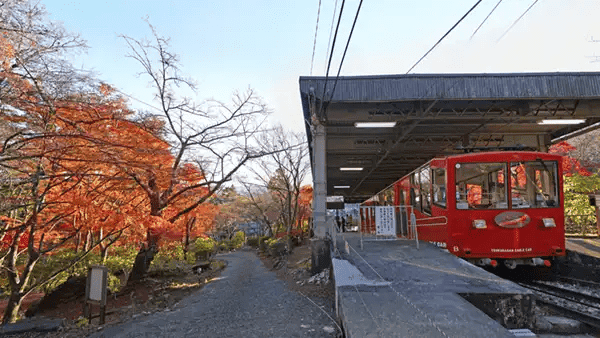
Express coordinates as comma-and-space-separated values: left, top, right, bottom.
363, 151, 565, 269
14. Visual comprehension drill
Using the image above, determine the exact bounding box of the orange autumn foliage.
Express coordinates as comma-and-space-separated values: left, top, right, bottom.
549, 141, 592, 176
1, 44, 216, 253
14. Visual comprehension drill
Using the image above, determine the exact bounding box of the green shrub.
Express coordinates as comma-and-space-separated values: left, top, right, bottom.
0, 245, 140, 297
247, 237, 259, 248
194, 237, 216, 252
231, 231, 245, 249
258, 236, 271, 253
104, 246, 138, 273
193, 237, 216, 261
266, 238, 287, 257
218, 241, 229, 251
150, 245, 186, 272
265, 237, 279, 249
35, 250, 100, 294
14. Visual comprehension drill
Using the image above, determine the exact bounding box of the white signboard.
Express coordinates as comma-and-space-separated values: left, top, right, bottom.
89, 268, 105, 301
375, 206, 396, 236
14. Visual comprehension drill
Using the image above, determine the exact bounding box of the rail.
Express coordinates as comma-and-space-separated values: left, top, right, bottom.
410, 214, 448, 249
358, 205, 447, 249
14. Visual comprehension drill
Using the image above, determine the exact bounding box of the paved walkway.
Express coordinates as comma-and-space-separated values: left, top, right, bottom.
90, 249, 338, 337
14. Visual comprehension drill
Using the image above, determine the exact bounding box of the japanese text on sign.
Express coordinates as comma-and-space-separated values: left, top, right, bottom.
375, 206, 396, 236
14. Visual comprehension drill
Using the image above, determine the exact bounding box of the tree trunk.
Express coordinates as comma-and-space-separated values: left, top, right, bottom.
2, 292, 23, 324
100, 245, 109, 264
84, 230, 92, 252
286, 222, 293, 255
183, 217, 195, 261
127, 229, 160, 284
98, 228, 108, 264
75, 231, 81, 253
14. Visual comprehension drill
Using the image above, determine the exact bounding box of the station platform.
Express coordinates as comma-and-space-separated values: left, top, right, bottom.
330, 233, 535, 338
565, 237, 600, 259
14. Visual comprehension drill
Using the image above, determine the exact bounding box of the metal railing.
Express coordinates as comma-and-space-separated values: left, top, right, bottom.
358, 205, 448, 249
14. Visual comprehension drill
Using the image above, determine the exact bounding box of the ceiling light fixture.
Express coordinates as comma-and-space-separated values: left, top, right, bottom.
354, 122, 397, 128
340, 167, 363, 171
537, 119, 585, 125
334, 185, 350, 189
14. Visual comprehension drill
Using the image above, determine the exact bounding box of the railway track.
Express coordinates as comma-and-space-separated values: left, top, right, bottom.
516, 279, 600, 331
522, 280, 600, 311
555, 275, 600, 289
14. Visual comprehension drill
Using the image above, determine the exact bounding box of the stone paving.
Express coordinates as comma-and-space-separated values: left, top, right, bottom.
89, 249, 339, 338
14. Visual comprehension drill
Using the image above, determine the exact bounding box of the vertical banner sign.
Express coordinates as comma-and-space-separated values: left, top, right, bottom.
375, 206, 396, 236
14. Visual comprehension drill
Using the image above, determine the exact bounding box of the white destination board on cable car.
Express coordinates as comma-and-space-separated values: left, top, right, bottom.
375, 206, 396, 236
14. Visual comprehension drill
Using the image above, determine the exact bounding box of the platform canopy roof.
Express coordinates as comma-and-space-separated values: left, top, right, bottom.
299, 72, 600, 204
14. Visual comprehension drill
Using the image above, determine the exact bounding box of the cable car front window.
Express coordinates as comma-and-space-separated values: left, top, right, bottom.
455, 162, 507, 210
510, 160, 559, 208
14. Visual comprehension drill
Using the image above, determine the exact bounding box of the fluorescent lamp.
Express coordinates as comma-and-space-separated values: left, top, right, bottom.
537, 119, 585, 125
334, 185, 350, 189
354, 122, 397, 128
340, 167, 363, 171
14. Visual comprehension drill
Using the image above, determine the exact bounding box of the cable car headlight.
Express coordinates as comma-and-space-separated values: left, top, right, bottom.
542, 218, 556, 228
472, 219, 487, 229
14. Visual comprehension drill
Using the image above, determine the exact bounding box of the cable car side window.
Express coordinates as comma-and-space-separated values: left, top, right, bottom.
455, 162, 507, 210
510, 160, 559, 208
410, 172, 420, 211
432, 168, 446, 208
420, 166, 431, 215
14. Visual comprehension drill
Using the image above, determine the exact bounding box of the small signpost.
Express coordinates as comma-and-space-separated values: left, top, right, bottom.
84, 265, 108, 324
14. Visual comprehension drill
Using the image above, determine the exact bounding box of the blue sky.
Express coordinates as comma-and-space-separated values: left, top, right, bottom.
42, 0, 600, 133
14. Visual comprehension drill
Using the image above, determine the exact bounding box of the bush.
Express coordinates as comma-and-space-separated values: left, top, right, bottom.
230, 231, 245, 249
104, 246, 138, 273
258, 236, 271, 253
24, 245, 138, 295
247, 237, 260, 248
265, 237, 287, 257
150, 244, 188, 272
194, 237, 216, 261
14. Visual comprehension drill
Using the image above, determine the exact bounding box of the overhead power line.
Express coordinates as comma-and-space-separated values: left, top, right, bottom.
319, 0, 346, 116
327, 0, 364, 102
323, 0, 340, 74
470, 0, 503, 40
406, 0, 483, 74
310, 0, 322, 76
497, 0, 539, 42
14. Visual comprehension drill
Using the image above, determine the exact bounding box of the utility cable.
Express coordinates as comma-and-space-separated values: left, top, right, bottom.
497, 0, 538, 42
323, 0, 340, 74
319, 0, 345, 117
406, 0, 483, 74
327, 0, 364, 103
470, 0, 503, 40
309, 0, 322, 76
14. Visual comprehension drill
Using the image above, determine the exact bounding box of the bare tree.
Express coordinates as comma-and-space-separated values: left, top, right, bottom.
245, 125, 310, 251
0, 0, 90, 105
239, 182, 278, 237
120, 22, 277, 281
